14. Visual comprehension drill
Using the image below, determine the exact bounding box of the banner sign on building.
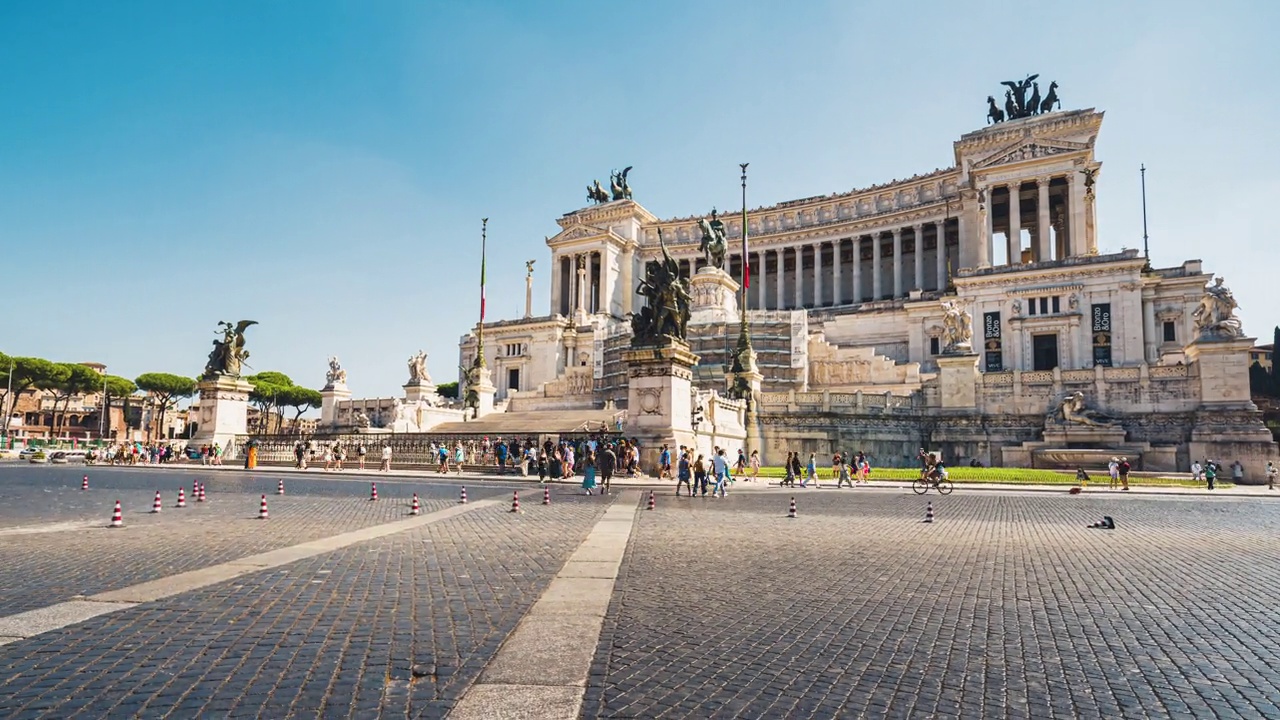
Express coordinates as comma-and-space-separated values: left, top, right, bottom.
1092, 303, 1113, 367
983, 311, 1003, 372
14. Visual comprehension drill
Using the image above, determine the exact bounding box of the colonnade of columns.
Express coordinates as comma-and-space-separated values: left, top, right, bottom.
977, 174, 1085, 267
678, 219, 955, 312
552, 251, 603, 317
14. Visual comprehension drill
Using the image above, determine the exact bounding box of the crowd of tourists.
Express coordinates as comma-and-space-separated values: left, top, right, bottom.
88, 442, 194, 466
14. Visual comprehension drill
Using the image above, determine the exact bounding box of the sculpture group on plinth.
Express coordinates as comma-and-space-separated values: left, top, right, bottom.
1192, 276, 1244, 340
939, 300, 973, 354
631, 230, 691, 345
325, 356, 347, 387
586, 166, 633, 204
203, 320, 257, 379
1048, 391, 1119, 429
407, 350, 432, 385
985, 75, 1061, 124
696, 208, 729, 270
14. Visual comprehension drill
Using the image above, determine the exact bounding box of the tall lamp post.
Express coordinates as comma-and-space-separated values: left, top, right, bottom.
1, 358, 13, 448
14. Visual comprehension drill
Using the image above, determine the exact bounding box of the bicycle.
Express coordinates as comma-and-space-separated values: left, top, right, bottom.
912, 469, 953, 495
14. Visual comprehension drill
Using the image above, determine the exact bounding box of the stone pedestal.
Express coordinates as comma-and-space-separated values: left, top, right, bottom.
1185, 336, 1256, 408
189, 374, 253, 455
688, 267, 740, 326
403, 381, 438, 405
320, 383, 351, 428
473, 366, 497, 419
936, 353, 980, 410
623, 337, 700, 472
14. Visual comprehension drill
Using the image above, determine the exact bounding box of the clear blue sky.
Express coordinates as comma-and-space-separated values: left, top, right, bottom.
2, 0, 1276, 398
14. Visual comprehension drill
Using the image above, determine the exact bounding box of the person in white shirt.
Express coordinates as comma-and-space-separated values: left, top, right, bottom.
711, 449, 730, 498
1191, 461, 1203, 482
380, 445, 392, 472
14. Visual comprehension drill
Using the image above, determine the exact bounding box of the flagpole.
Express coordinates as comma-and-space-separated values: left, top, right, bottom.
731, 163, 755, 398
478, 217, 488, 369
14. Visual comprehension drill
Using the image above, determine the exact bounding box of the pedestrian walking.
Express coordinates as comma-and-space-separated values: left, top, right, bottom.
599, 444, 616, 495
1205, 461, 1217, 491
1076, 467, 1090, 488
693, 454, 708, 496
749, 449, 760, 481
711, 449, 730, 498
581, 451, 598, 495
1231, 460, 1245, 485
380, 444, 392, 472
836, 457, 854, 488
676, 451, 693, 496
357, 443, 366, 470
1118, 457, 1131, 491
1267, 461, 1277, 490
803, 452, 819, 488
438, 444, 450, 474
1190, 460, 1203, 482
780, 451, 795, 487
1108, 457, 1120, 490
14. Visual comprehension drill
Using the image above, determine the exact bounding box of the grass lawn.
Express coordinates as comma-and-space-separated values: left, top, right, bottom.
750, 466, 1221, 488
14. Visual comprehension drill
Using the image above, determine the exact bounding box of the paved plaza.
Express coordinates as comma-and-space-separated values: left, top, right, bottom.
0, 464, 1278, 718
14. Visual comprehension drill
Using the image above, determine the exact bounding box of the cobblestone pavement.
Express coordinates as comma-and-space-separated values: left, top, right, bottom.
585, 490, 1280, 719
0, 466, 520, 616
0, 470, 611, 719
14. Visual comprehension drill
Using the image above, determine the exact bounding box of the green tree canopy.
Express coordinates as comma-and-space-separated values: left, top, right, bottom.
135, 372, 197, 441
2, 357, 63, 424
103, 375, 138, 399
436, 381, 459, 399
46, 363, 103, 435
247, 371, 295, 434
277, 384, 323, 431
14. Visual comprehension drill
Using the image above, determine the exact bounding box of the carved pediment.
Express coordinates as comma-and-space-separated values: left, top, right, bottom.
549, 224, 608, 244
974, 139, 1089, 169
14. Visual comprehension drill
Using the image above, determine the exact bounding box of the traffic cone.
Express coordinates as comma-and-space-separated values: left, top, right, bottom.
277, 479, 285, 495
81, 475, 89, 491
460, 486, 467, 504
370, 482, 378, 501
258, 494, 269, 519
647, 491, 655, 511
151, 491, 162, 514
543, 485, 551, 506
176, 488, 186, 508
410, 493, 421, 516
924, 502, 934, 523
193, 480, 199, 499
510, 490, 521, 513
788, 497, 797, 518
197, 483, 206, 502
110, 500, 123, 528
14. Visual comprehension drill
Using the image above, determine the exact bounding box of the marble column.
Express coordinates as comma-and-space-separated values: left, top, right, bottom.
852, 238, 863, 303
892, 228, 903, 298
575, 254, 587, 316
1067, 174, 1085, 258
793, 246, 804, 309
621, 247, 634, 315
976, 189, 991, 267
1007, 183, 1022, 265
754, 252, 764, 310
832, 240, 843, 306
1036, 177, 1052, 262
934, 221, 947, 291
871, 234, 882, 300
813, 242, 823, 307
775, 250, 785, 310
1142, 287, 1158, 363
550, 255, 561, 317
912, 224, 924, 292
